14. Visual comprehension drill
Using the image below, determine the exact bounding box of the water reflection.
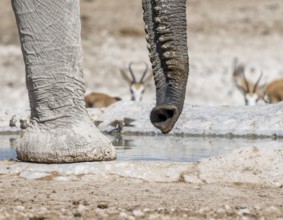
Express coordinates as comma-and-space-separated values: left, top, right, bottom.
109, 134, 280, 162
0, 134, 280, 162
0, 135, 17, 160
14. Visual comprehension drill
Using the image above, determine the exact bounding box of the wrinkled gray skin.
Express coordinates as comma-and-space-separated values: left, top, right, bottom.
12, 0, 188, 163
143, 0, 189, 134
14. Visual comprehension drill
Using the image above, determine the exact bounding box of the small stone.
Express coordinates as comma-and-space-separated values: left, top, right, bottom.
73, 211, 82, 218
236, 207, 250, 216
9, 115, 17, 127
119, 212, 128, 218
198, 207, 212, 214
143, 208, 151, 213
77, 204, 87, 214
20, 119, 28, 129
133, 209, 144, 217
149, 214, 161, 220
38, 207, 49, 214
183, 174, 203, 184
60, 208, 70, 215
97, 202, 108, 209
263, 206, 282, 216
15, 205, 25, 212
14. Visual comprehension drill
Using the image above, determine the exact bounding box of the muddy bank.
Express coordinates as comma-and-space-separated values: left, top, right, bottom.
0, 144, 283, 219
1, 144, 282, 186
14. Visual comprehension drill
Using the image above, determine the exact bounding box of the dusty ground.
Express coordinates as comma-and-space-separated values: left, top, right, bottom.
1, 175, 283, 219
1, 0, 283, 219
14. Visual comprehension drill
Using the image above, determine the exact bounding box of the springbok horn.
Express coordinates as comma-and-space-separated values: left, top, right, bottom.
253, 71, 263, 93
242, 72, 250, 93
120, 69, 132, 83
139, 62, 149, 83
233, 58, 239, 74
233, 58, 246, 79
128, 62, 137, 83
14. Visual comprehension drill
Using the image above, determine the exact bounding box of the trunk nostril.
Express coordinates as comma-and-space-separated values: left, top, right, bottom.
150, 105, 180, 134
151, 108, 175, 124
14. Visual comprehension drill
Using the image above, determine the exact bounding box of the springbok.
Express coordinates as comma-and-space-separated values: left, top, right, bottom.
233, 71, 264, 106
233, 59, 283, 105
120, 62, 152, 101
233, 58, 265, 105
84, 92, 121, 108
264, 79, 283, 103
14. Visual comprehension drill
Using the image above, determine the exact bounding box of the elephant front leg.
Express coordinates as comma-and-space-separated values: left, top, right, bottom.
12, 0, 116, 162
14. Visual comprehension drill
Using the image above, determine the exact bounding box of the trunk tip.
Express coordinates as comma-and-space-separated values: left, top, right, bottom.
150, 105, 180, 134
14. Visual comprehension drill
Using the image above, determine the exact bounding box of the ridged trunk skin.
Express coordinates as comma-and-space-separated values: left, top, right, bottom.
142, 0, 189, 134
12, 0, 116, 163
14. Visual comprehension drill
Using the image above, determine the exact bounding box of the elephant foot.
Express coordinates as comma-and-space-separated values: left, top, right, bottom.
17, 118, 116, 163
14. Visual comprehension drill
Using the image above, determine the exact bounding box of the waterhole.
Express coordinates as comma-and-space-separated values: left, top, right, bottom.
0, 134, 279, 162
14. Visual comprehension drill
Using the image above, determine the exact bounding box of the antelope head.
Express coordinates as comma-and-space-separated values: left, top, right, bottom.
233, 58, 266, 106
235, 71, 264, 106
120, 62, 151, 102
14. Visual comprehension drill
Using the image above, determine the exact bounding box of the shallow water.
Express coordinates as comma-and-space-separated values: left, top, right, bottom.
0, 135, 17, 160
110, 135, 280, 162
1, 134, 279, 162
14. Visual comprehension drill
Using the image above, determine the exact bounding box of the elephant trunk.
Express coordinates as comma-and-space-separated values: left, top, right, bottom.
142, 0, 189, 134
